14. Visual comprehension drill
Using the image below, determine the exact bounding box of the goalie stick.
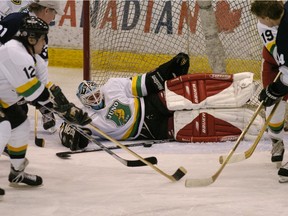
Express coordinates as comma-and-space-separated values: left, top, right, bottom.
56, 139, 171, 159
34, 108, 45, 147
68, 125, 158, 167
218, 98, 281, 165
88, 124, 187, 182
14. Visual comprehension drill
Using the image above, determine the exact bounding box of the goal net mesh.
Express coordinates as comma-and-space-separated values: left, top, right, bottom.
86, 0, 263, 106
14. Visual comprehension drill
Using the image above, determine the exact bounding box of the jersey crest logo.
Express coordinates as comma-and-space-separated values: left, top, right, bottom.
106, 100, 131, 126
11, 0, 22, 5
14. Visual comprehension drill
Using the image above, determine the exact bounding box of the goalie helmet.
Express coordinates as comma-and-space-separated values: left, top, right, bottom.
76, 80, 104, 110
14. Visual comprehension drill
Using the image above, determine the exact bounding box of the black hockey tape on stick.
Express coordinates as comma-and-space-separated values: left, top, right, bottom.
34, 108, 45, 147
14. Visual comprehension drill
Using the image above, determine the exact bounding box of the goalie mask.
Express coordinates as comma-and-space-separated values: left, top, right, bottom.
76, 80, 104, 110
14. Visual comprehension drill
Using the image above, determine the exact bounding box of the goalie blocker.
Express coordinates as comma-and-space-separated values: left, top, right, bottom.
166, 72, 263, 142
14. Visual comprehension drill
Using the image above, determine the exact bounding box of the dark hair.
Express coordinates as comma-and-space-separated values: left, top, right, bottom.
251, 0, 284, 19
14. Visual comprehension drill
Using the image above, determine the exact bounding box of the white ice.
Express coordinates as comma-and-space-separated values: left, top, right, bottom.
1, 67, 288, 216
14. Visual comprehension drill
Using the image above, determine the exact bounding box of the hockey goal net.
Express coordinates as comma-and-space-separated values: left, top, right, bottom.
83, 0, 263, 105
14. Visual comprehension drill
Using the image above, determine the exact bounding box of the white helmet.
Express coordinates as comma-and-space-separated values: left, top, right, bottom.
76, 81, 104, 110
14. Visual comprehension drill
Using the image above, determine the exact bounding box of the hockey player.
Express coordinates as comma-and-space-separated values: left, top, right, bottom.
251, 0, 288, 183
0, 0, 64, 133
251, 1, 287, 168
59, 53, 263, 151
0, 15, 90, 192
0, 0, 31, 20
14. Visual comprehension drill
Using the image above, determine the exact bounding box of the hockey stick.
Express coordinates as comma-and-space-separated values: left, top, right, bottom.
42, 105, 186, 181
218, 98, 281, 165
41, 105, 157, 167
66, 125, 158, 167
218, 72, 282, 164
88, 124, 187, 182
56, 139, 171, 159
34, 108, 45, 147
185, 98, 267, 187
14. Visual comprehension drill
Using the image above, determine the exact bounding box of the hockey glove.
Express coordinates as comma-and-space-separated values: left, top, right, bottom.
49, 84, 91, 126
258, 79, 288, 107
55, 103, 91, 126
59, 122, 92, 150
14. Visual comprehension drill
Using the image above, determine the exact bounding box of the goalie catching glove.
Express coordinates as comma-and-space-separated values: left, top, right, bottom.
59, 122, 92, 150
48, 84, 91, 126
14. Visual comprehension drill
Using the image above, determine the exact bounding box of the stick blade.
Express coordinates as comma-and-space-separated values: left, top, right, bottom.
185, 177, 214, 187
219, 153, 246, 164
172, 166, 187, 181
127, 156, 157, 167
35, 138, 45, 147
56, 152, 71, 159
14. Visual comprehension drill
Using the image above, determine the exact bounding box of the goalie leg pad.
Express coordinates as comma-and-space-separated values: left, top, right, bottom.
173, 108, 264, 142
59, 122, 92, 150
165, 72, 255, 110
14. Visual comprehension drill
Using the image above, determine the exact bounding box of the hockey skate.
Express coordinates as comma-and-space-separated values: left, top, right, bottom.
42, 112, 57, 134
278, 162, 288, 183
271, 138, 285, 168
155, 52, 189, 80
9, 164, 43, 187
0, 187, 4, 199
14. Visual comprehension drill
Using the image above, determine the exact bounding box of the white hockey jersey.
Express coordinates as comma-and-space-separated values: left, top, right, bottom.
0, 0, 31, 20
85, 75, 148, 140
0, 39, 45, 108
256, 21, 279, 64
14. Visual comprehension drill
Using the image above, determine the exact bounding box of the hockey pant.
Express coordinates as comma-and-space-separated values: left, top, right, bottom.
137, 93, 174, 140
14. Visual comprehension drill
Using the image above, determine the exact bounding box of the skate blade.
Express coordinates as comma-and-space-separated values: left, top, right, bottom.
9, 182, 43, 188
279, 176, 288, 183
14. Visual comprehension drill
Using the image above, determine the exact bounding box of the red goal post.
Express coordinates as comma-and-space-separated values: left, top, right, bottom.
82, 0, 263, 87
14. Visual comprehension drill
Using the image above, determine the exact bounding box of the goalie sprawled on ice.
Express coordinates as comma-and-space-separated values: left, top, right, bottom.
59, 53, 264, 150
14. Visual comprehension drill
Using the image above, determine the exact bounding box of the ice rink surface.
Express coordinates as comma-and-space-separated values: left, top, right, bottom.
1, 67, 288, 216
